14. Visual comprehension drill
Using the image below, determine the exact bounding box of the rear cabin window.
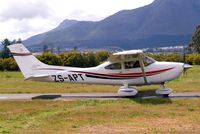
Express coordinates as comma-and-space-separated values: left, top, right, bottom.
105, 63, 121, 70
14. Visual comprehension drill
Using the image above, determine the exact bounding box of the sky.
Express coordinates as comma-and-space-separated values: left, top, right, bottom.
0, 0, 154, 41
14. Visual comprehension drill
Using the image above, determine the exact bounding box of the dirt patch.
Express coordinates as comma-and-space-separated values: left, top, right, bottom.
134, 117, 200, 133
80, 125, 142, 134
79, 118, 200, 134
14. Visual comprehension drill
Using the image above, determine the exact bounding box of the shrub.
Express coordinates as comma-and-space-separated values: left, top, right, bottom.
36, 52, 62, 66
2, 52, 200, 72
95, 51, 110, 63
59, 52, 85, 67
149, 53, 183, 62
0, 58, 19, 71
186, 54, 200, 65
83, 52, 99, 67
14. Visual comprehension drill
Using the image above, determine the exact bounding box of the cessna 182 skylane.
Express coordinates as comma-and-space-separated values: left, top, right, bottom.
8, 43, 192, 97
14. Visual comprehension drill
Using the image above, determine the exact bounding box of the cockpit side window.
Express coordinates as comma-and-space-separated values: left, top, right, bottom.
105, 63, 121, 70
124, 61, 140, 69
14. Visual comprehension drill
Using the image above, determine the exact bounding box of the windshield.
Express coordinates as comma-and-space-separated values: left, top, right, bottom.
143, 56, 156, 66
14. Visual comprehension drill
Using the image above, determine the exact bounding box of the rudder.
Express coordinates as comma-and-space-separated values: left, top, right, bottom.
7, 43, 47, 78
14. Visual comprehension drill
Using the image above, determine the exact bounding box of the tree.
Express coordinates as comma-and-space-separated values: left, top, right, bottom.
16, 38, 22, 43
1, 39, 11, 58
37, 52, 62, 66
0, 58, 19, 71
73, 46, 78, 51
83, 52, 99, 67
57, 46, 61, 54
59, 52, 84, 67
192, 25, 200, 53
43, 45, 48, 53
95, 51, 110, 63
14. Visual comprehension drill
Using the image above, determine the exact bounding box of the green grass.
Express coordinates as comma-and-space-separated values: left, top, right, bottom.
0, 67, 200, 133
0, 99, 200, 133
0, 66, 200, 93
168, 66, 200, 92
0, 71, 118, 93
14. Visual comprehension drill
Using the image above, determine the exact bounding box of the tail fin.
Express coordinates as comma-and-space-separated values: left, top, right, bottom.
7, 43, 47, 78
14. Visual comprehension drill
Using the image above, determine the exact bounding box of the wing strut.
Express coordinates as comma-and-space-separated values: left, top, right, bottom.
138, 54, 148, 84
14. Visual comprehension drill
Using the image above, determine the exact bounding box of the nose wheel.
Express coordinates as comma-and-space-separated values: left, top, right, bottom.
155, 84, 172, 97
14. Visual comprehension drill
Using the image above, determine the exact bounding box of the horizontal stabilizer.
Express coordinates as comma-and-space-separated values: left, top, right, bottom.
25, 74, 51, 81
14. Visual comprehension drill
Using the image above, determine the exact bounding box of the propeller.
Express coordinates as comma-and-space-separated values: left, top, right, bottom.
183, 64, 192, 76
182, 46, 192, 75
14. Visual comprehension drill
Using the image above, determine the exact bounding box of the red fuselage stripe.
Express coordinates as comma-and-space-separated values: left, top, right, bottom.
70, 67, 174, 78
11, 52, 32, 56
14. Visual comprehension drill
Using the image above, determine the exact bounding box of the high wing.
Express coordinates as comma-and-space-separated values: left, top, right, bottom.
108, 50, 144, 62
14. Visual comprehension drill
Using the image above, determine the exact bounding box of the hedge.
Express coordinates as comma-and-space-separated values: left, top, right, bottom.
1, 53, 200, 71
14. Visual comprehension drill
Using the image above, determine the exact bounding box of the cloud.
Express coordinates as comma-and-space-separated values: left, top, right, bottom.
0, 0, 57, 40
69, 10, 101, 21
0, 0, 52, 21
0, 0, 154, 40
0, 17, 58, 40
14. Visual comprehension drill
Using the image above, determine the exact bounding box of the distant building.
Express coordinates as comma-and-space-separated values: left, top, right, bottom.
144, 46, 190, 54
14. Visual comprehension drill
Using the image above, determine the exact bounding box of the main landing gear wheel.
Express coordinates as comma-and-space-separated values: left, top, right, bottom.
118, 86, 138, 97
155, 84, 172, 97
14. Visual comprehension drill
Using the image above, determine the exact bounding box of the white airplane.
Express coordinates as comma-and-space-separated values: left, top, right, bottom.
8, 43, 192, 97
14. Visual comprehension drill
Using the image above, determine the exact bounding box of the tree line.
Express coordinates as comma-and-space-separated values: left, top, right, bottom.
2, 52, 200, 71
0, 49, 110, 71
37, 51, 110, 67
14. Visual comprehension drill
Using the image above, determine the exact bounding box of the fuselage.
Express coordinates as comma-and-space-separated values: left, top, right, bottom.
7, 43, 185, 87
33, 61, 184, 86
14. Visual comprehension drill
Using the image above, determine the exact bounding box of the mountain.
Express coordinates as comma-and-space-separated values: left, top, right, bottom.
24, 0, 200, 51
23, 19, 79, 47
51, 19, 79, 32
